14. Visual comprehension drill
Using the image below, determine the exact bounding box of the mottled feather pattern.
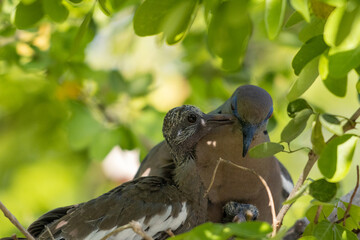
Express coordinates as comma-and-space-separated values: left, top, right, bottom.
163, 105, 203, 144
36, 177, 188, 240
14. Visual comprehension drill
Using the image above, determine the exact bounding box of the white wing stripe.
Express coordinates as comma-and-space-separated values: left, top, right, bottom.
83, 202, 188, 240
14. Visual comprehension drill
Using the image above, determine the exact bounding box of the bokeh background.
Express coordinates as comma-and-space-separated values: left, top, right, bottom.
1, 0, 359, 237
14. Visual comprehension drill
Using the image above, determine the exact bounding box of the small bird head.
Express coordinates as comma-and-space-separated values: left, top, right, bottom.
213, 85, 273, 157
163, 105, 235, 162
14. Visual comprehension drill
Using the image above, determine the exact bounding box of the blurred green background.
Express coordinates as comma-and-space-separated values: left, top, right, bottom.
1, 0, 359, 237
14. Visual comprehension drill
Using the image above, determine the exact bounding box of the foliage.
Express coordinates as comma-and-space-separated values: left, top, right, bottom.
1, 0, 360, 239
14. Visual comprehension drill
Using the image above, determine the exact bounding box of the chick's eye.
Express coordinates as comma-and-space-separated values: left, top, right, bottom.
187, 114, 197, 123
231, 103, 235, 111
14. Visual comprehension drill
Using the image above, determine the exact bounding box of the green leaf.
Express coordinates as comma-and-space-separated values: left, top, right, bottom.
309, 178, 337, 202
323, 5, 346, 47
287, 57, 319, 101
249, 142, 284, 158
281, 108, 313, 143
163, 0, 198, 45
171, 221, 271, 240
285, 11, 305, 28
333, 224, 358, 240
70, 10, 93, 59
290, 0, 310, 22
89, 129, 120, 161
265, 0, 286, 39
208, 0, 252, 71
327, 45, 360, 78
14, 0, 44, 29
98, 0, 111, 16
311, 116, 325, 155
67, 103, 103, 150
43, 0, 69, 23
299, 17, 325, 43
302, 222, 315, 236
128, 74, 153, 97
317, 0, 345, 7
299, 236, 317, 240
225, 222, 272, 238
319, 50, 348, 97
171, 222, 232, 240
324, 4, 360, 49
287, 98, 313, 118
204, 0, 221, 24
319, 51, 329, 79
337, 206, 360, 231
323, 75, 347, 97
21, 0, 37, 4
313, 221, 333, 240
292, 35, 328, 75
318, 134, 357, 182
118, 126, 137, 150
319, 114, 343, 135
133, 0, 177, 36
306, 204, 335, 222
283, 182, 309, 204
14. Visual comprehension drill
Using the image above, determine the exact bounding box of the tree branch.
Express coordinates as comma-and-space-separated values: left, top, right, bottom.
343, 165, 360, 226
275, 107, 360, 233
0, 201, 35, 240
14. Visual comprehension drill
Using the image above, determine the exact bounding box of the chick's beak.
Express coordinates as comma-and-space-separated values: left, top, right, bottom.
202, 114, 236, 127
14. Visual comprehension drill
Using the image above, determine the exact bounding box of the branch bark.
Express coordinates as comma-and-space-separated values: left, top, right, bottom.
275, 107, 360, 233
100, 220, 153, 240
0, 201, 35, 240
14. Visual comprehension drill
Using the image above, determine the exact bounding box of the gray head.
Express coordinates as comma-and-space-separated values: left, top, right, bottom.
212, 85, 273, 157
163, 105, 235, 163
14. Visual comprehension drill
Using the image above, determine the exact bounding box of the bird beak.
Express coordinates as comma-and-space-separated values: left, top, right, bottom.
242, 124, 256, 157
231, 95, 257, 157
203, 114, 236, 127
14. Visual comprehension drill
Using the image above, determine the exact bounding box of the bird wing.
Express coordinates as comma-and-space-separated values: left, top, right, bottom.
38, 177, 187, 240
278, 160, 294, 199
27, 205, 77, 238
133, 142, 174, 179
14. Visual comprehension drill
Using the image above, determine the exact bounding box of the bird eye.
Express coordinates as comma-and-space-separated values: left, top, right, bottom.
187, 114, 197, 123
231, 103, 235, 111
266, 107, 274, 119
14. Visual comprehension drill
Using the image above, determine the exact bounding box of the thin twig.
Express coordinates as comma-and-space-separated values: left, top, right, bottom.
100, 221, 153, 240
11, 234, 18, 240
205, 158, 278, 236
314, 205, 323, 224
343, 165, 360, 226
203, 158, 222, 198
0, 201, 35, 240
335, 214, 351, 224
166, 229, 175, 237
45, 225, 56, 240
275, 107, 360, 233
100, 223, 132, 240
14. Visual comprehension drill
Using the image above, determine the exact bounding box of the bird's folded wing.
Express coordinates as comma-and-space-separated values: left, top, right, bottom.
38, 177, 187, 240
133, 142, 173, 179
